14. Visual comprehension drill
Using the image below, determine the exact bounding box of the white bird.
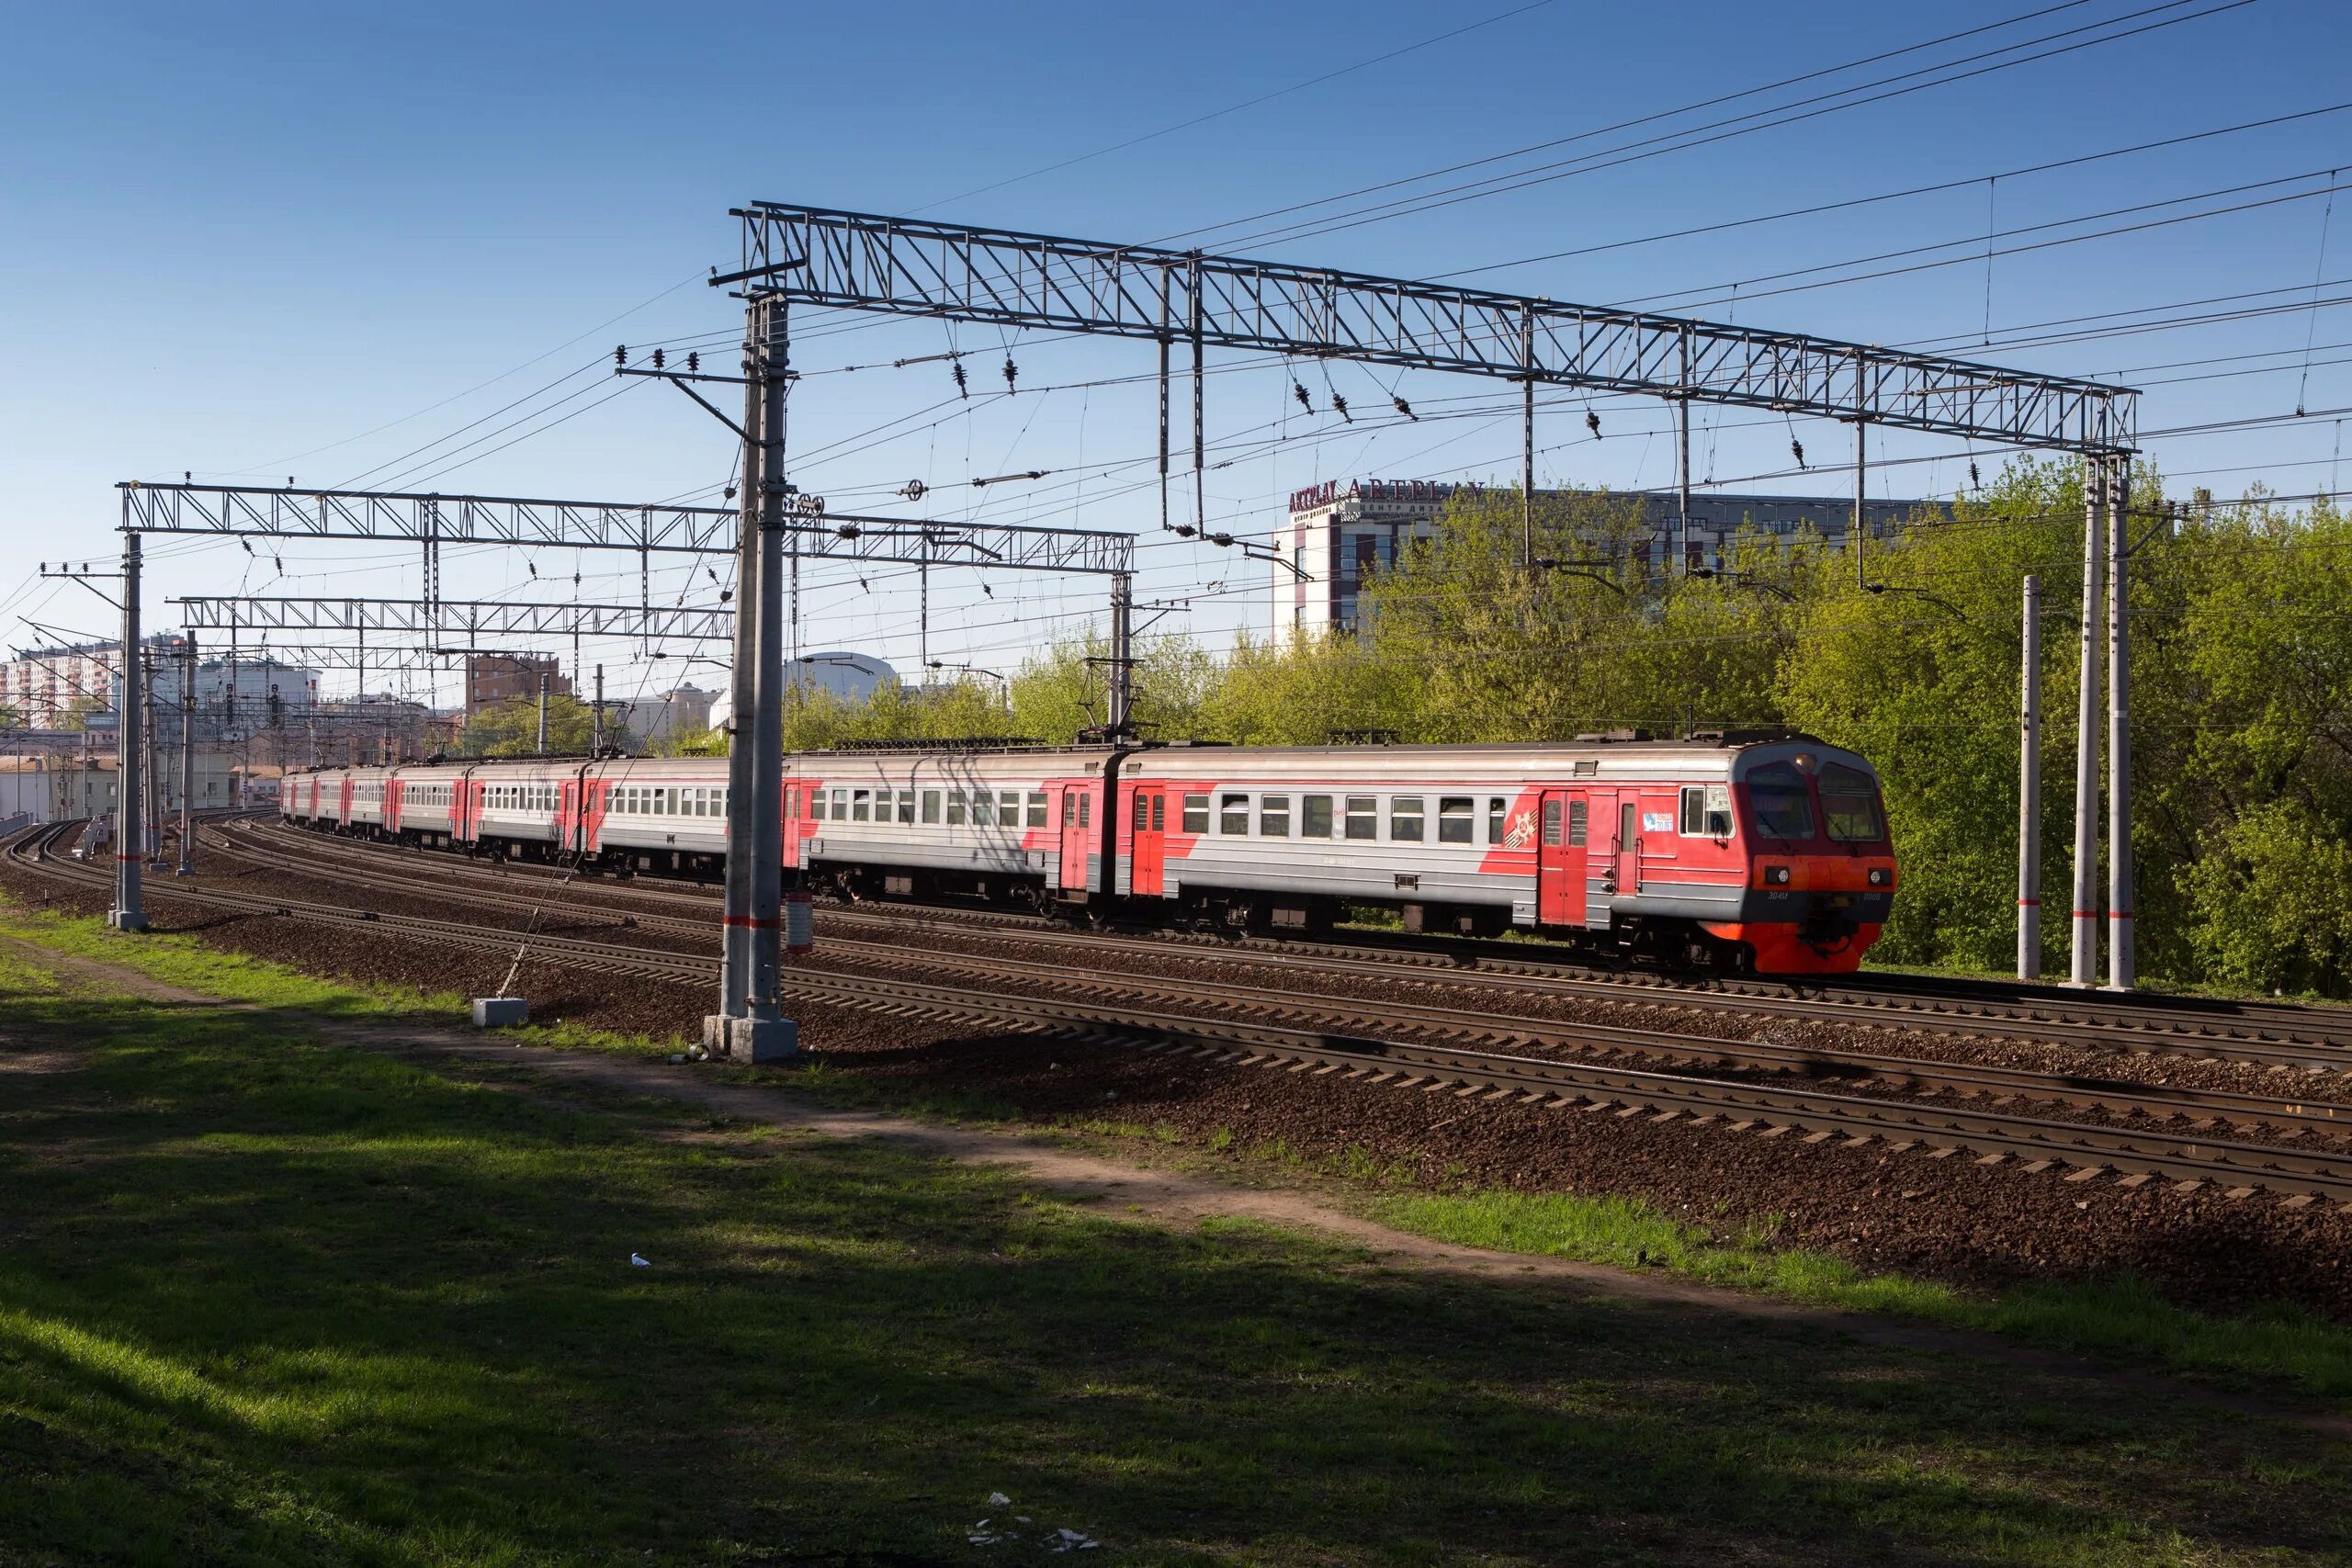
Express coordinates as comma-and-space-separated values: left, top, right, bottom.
629, 1253, 651, 1268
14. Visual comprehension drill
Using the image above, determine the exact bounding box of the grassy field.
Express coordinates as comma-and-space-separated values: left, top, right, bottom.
2, 919, 2350, 1564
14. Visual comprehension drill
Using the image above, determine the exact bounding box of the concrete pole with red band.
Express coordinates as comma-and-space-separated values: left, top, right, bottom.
2018, 572, 2041, 980
2067, 453, 2105, 986
2105, 454, 2134, 991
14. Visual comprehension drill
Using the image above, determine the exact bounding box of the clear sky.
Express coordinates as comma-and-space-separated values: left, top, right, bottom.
5, 0, 2349, 716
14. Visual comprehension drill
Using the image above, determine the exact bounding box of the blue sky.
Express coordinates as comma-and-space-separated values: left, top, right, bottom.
5, 0, 2349, 712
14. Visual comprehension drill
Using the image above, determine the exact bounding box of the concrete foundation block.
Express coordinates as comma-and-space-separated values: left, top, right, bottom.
471, 997, 530, 1028
701, 1013, 799, 1063
106, 909, 148, 932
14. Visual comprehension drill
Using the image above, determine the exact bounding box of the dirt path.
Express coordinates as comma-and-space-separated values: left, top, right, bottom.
15, 935, 2351, 1438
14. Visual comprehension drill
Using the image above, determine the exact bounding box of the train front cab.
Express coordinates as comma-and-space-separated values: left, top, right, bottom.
1702, 746, 1895, 974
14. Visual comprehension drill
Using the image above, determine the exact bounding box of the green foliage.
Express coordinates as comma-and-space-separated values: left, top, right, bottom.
53, 694, 107, 732
458, 694, 632, 758
763, 469, 2352, 993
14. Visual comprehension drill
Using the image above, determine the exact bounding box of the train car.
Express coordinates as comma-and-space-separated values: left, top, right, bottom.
787, 745, 1115, 911
1114, 736, 1894, 974
275, 730, 1895, 976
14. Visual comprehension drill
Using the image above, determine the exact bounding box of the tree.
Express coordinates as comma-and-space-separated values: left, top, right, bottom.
459, 694, 633, 757
54, 695, 107, 732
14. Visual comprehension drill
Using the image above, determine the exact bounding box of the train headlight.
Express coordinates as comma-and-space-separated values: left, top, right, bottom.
1764, 865, 1792, 886
1867, 867, 1890, 886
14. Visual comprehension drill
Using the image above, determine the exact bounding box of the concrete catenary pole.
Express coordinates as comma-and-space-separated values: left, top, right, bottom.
1108, 571, 1134, 737
1851, 417, 1867, 589
109, 528, 145, 931
2018, 575, 2041, 978
1677, 326, 1694, 575
141, 647, 162, 867
2068, 455, 2107, 986
536, 671, 548, 754
705, 290, 797, 1061
592, 664, 605, 753
2106, 453, 2134, 990
176, 631, 195, 875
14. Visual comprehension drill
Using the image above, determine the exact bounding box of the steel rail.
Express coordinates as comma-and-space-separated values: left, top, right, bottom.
196, 821, 2352, 1140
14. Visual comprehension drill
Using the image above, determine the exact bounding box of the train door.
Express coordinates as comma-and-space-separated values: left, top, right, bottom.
1058, 785, 1092, 893
1536, 790, 1587, 925
1613, 799, 1640, 895
1129, 784, 1168, 896
337, 777, 352, 823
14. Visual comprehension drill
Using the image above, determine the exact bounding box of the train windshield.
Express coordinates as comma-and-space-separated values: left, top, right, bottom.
1820, 762, 1886, 842
1747, 762, 1815, 840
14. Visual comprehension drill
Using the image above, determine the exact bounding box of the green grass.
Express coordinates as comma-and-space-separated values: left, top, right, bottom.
1373, 1190, 2352, 1397
6, 903, 2352, 1562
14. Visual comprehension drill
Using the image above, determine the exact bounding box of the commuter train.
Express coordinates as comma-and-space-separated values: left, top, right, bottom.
281, 734, 1896, 976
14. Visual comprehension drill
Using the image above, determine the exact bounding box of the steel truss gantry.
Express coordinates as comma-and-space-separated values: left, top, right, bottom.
119, 482, 1135, 576
730, 202, 2139, 453
174, 596, 735, 644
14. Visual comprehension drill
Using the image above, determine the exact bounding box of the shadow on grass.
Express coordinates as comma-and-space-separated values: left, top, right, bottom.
1, 976, 2348, 1567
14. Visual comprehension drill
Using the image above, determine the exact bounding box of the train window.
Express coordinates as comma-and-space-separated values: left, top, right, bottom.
1390, 796, 1425, 841
922, 789, 942, 824
1079, 795, 1091, 828
1679, 784, 1733, 839
899, 790, 916, 823
947, 793, 967, 827
1063, 794, 1077, 827
1182, 794, 1209, 833
1439, 797, 1474, 843
810, 791, 827, 821
1487, 798, 1506, 844
1542, 800, 1562, 847
1260, 795, 1290, 837
1747, 762, 1815, 840
782, 788, 794, 820
1026, 792, 1046, 828
1344, 796, 1377, 840
1821, 763, 1885, 842
1220, 794, 1250, 835
1569, 799, 1588, 847
853, 790, 872, 823
874, 791, 894, 824
1302, 795, 1332, 838
831, 788, 848, 820
1001, 791, 1023, 828
1149, 794, 1165, 832
1132, 793, 1148, 832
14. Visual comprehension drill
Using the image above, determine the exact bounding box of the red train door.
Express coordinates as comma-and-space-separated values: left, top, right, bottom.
1058, 785, 1091, 893
1614, 798, 1641, 895
1129, 785, 1167, 896
1537, 790, 1586, 925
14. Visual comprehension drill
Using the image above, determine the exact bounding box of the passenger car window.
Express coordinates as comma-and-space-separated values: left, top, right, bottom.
1063, 794, 1077, 827
1679, 784, 1732, 838
1541, 799, 1562, 847
922, 789, 942, 824
1821, 762, 1885, 842
1747, 762, 1815, 840
1131, 793, 1147, 831
1439, 796, 1474, 843
1182, 794, 1208, 834
1343, 795, 1377, 840
1220, 793, 1250, 835
1390, 795, 1424, 841
1078, 796, 1091, 827
1026, 791, 1047, 828
1487, 797, 1506, 844
852, 789, 871, 823
1148, 795, 1165, 831
1260, 795, 1290, 837
899, 790, 915, 822
947, 793, 967, 827
1000, 790, 1022, 828
1302, 795, 1332, 838
1568, 799, 1588, 847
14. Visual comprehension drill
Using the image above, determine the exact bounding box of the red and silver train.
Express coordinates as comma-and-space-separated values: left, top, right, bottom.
282, 734, 1896, 976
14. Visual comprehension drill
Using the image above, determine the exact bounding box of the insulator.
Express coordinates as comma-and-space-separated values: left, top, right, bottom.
1394, 396, 1417, 421
1970, 461, 1983, 492
686, 351, 699, 374
1331, 393, 1351, 423
952, 361, 968, 397
1002, 355, 1018, 392
1293, 381, 1313, 413
1791, 440, 1805, 468
651, 348, 665, 370
615, 344, 628, 367
981, 583, 994, 597
1586, 409, 1602, 439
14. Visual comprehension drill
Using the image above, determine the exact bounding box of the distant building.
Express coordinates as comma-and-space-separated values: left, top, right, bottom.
786, 650, 895, 705
1272, 479, 1938, 637
631, 684, 718, 748
466, 653, 571, 715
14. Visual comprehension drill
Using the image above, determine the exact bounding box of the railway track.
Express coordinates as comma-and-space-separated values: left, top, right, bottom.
17, 818, 2351, 1205
231, 817, 2352, 1072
